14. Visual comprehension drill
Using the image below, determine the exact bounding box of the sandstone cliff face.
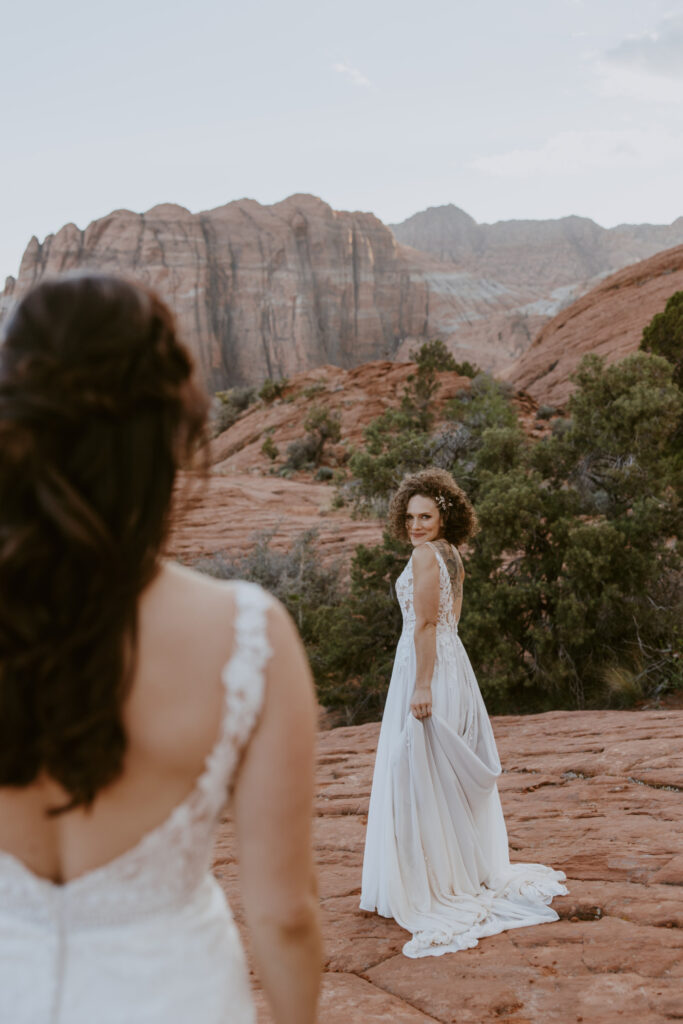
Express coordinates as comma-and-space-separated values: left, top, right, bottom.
1, 195, 529, 389
7, 195, 682, 392
504, 244, 683, 406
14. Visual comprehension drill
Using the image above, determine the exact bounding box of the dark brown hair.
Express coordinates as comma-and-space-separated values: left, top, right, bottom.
0, 273, 208, 811
388, 467, 478, 546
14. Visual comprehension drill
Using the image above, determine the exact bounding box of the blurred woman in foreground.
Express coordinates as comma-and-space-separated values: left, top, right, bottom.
0, 274, 321, 1024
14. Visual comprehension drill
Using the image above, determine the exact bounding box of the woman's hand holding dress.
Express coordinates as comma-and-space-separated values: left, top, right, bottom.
410, 544, 440, 721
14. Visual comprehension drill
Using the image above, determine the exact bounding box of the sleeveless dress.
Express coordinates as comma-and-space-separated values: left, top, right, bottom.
0, 581, 272, 1024
360, 541, 568, 958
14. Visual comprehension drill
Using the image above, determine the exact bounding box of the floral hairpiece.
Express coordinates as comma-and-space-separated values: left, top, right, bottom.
435, 493, 453, 513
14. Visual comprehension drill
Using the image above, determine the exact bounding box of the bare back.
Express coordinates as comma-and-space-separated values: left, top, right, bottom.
0, 561, 244, 884
430, 538, 465, 624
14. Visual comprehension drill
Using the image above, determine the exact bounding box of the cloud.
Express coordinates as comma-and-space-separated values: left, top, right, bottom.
604, 15, 683, 78
332, 62, 371, 87
471, 129, 683, 177
594, 15, 683, 102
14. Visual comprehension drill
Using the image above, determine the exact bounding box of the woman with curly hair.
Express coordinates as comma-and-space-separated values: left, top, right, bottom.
360, 468, 567, 957
0, 274, 321, 1023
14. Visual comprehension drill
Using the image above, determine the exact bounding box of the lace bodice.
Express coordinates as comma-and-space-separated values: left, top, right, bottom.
396, 541, 463, 634
0, 581, 272, 930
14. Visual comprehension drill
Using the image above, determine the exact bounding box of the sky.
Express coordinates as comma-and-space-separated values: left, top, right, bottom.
2, 0, 683, 281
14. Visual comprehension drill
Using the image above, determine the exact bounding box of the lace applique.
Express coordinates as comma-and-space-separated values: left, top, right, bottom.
397, 543, 463, 637
0, 581, 274, 929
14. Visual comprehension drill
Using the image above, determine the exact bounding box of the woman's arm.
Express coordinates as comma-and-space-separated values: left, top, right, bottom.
411, 544, 440, 720
232, 599, 322, 1024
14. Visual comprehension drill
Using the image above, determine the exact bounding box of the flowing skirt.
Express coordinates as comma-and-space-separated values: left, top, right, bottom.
360, 626, 568, 957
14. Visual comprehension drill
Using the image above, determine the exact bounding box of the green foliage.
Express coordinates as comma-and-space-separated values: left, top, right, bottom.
452, 359, 481, 378
640, 289, 683, 388
261, 435, 279, 461
258, 377, 289, 403
409, 338, 458, 372
333, 349, 682, 718
304, 404, 342, 451
211, 386, 257, 437
311, 532, 410, 722
409, 339, 480, 380
285, 404, 342, 470
461, 352, 683, 712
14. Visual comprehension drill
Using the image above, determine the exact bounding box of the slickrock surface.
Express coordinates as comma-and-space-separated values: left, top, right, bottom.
213, 709, 682, 1023
505, 244, 683, 407
166, 473, 382, 564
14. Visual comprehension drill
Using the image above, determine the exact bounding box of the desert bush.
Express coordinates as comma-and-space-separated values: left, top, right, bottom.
640, 289, 683, 388
261, 435, 279, 461
285, 405, 342, 471
258, 377, 289, 403
193, 530, 341, 645
211, 386, 257, 437
285, 435, 320, 470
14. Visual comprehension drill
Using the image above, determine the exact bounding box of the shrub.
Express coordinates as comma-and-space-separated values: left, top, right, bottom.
640, 289, 683, 388
211, 386, 257, 437
285, 405, 342, 470
261, 435, 279, 461
258, 377, 289, 403
285, 435, 320, 470
193, 530, 341, 645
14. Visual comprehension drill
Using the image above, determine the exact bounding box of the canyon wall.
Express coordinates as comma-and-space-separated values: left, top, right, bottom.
4, 195, 682, 393
1, 195, 526, 390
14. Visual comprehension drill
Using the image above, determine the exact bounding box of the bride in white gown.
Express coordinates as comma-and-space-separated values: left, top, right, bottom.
0, 275, 321, 1023
361, 468, 567, 957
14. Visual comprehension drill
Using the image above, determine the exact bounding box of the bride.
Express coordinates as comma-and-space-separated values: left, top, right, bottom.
0, 274, 321, 1023
360, 468, 567, 957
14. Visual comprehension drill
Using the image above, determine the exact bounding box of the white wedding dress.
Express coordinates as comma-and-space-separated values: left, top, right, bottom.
0, 581, 272, 1024
360, 541, 567, 957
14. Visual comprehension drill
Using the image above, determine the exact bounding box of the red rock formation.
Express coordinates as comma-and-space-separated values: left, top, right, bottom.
213, 708, 683, 1023
504, 244, 683, 407
1, 195, 529, 388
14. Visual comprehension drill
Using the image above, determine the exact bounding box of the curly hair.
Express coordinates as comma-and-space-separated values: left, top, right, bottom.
387, 468, 478, 546
0, 273, 209, 812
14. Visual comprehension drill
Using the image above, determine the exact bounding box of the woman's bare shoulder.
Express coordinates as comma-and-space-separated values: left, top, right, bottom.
156, 560, 292, 644
411, 543, 438, 571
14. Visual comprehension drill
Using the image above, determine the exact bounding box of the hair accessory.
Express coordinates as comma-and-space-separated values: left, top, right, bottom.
435, 493, 453, 513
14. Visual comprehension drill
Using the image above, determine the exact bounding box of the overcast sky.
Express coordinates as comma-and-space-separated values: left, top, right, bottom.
2, 0, 683, 281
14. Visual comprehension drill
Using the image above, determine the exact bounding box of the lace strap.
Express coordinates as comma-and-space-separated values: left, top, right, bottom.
222, 581, 274, 747
200, 581, 274, 810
